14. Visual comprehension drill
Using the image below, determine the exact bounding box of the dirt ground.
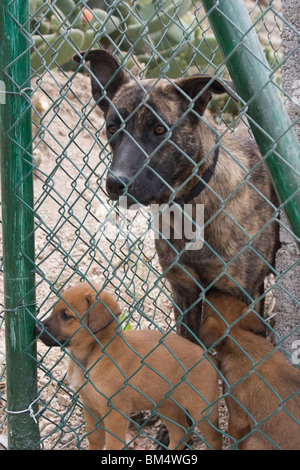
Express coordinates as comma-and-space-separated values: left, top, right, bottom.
0, 0, 281, 450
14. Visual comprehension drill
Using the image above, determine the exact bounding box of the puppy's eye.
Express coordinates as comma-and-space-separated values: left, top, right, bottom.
107, 124, 118, 135
60, 310, 72, 321
154, 125, 166, 136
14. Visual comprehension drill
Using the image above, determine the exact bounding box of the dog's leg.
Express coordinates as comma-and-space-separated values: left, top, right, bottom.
226, 397, 251, 449
104, 409, 130, 450
173, 290, 202, 344
197, 413, 222, 450
158, 402, 190, 450
188, 390, 222, 450
238, 432, 272, 450
157, 257, 203, 343
84, 409, 106, 450
169, 279, 203, 343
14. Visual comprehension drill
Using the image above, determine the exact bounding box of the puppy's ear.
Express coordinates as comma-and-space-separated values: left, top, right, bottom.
86, 291, 122, 334
240, 307, 266, 336
199, 316, 225, 349
73, 49, 129, 114
175, 74, 238, 116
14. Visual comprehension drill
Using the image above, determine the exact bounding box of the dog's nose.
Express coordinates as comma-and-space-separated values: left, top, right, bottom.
106, 174, 130, 199
34, 323, 42, 337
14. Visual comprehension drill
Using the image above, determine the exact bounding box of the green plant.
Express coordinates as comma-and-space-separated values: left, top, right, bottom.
29, 0, 224, 77
119, 309, 132, 331
30, 1, 281, 84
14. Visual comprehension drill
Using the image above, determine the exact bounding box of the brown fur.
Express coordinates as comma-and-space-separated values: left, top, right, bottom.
35, 282, 222, 450
73, 50, 279, 343
199, 292, 300, 450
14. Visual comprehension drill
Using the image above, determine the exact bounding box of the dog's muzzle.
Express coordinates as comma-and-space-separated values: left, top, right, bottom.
34, 323, 61, 347
106, 173, 130, 200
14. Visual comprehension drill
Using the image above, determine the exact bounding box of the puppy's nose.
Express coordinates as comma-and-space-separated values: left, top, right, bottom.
106, 174, 130, 200
34, 323, 42, 337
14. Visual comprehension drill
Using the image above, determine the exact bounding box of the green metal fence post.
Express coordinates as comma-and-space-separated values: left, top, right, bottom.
202, 0, 300, 247
0, 0, 40, 449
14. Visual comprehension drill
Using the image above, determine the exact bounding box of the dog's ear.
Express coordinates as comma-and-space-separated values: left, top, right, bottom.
199, 316, 225, 349
86, 290, 122, 334
175, 74, 238, 116
240, 307, 266, 336
73, 49, 129, 114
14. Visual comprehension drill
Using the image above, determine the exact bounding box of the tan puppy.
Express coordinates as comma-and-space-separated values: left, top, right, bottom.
35, 282, 222, 450
199, 292, 300, 450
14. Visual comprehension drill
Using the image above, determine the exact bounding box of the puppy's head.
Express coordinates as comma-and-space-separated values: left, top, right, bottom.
35, 283, 122, 348
199, 292, 266, 350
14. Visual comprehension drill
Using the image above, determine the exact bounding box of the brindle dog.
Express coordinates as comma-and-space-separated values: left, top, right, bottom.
73, 49, 279, 342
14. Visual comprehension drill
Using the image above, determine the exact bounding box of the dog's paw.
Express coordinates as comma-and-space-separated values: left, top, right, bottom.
155, 424, 169, 450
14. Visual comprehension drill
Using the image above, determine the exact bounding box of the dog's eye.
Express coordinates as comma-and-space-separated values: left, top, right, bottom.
107, 124, 118, 135
60, 310, 72, 321
154, 125, 166, 136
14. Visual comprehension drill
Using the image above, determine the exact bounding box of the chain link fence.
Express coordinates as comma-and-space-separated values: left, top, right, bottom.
0, 0, 299, 450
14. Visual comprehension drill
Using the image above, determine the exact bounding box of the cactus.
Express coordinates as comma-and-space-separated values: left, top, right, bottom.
29, 0, 281, 78
89, 9, 121, 35
31, 29, 85, 73
30, 0, 122, 73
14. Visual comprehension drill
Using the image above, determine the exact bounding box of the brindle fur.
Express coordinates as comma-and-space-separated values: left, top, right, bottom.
73, 50, 279, 342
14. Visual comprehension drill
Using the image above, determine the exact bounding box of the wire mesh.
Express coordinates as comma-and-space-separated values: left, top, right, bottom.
0, 0, 299, 450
